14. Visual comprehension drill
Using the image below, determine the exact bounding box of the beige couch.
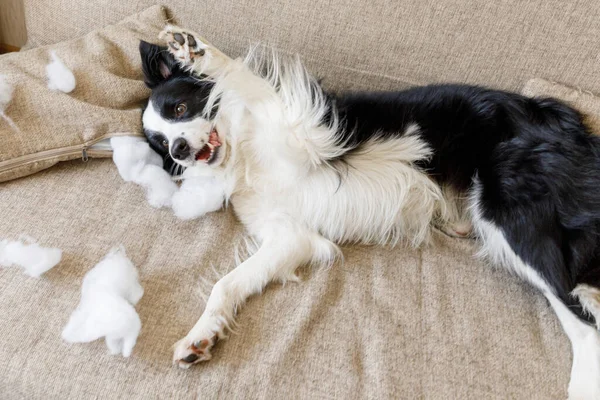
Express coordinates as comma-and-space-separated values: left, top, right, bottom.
2, 1, 600, 398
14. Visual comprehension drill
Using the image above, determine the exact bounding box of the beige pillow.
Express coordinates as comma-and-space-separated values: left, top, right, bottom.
522, 78, 600, 134
0, 5, 169, 183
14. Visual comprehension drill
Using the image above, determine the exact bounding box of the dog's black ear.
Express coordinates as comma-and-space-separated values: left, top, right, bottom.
139, 40, 180, 88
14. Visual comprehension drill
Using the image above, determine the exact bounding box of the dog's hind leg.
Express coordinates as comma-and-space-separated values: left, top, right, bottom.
470, 179, 600, 398
172, 216, 338, 369
545, 293, 600, 400
471, 208, 600, 399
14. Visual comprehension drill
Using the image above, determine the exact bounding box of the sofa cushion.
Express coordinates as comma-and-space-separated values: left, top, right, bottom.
0, 5, 167, 182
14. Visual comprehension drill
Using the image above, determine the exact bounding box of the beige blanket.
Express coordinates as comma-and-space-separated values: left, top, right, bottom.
0, 158, 570, 399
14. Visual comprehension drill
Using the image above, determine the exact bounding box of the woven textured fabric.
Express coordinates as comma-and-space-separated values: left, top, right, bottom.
0, 158, 570, 399
0, 5, 167, 182
21, 0, 600, 94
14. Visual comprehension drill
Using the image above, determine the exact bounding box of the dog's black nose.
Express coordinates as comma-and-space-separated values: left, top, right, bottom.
171, 138, 190, 160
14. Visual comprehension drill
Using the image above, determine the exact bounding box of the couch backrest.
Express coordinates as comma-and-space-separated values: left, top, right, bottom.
22, 0, 600, 93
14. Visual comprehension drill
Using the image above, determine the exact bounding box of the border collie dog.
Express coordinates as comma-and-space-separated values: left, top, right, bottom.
140, 26, 600, 397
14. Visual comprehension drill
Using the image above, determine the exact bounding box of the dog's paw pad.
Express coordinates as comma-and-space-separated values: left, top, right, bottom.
160, 26, 206, 66
173, 336, 217, 369
173, 32, 185, 45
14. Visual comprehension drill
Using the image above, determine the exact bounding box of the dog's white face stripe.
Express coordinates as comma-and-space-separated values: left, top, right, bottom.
143, 100, 216, 167
143, 101, 213, 150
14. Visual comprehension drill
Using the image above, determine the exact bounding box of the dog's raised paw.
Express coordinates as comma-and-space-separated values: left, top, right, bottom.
173, 335, 218, 369
160, 26, 207, 66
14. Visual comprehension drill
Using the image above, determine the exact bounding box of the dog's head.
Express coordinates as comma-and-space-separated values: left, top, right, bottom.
139, 41, 226, 174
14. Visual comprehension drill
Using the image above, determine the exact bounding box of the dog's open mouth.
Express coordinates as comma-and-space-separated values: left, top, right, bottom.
195, 129, 222, 164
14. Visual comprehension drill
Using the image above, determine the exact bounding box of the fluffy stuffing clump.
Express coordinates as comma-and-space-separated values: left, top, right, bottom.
46, 51, 76, 93
0, 74, 19, 132
171, 174, 225, 220
62, 247, 143, 357
111, 136, 179, 208
111, 136, 226, 218
0, 237, 62, 278
0, 74, 13, 113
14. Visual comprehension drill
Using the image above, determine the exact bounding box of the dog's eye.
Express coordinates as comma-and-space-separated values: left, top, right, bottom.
175, 103, 187, 117
161, 139, 168, 148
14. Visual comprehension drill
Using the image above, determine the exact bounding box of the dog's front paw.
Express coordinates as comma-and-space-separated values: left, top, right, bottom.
173, 334, 218, 369
159, 25, 231, 76
160, 25, 207, 67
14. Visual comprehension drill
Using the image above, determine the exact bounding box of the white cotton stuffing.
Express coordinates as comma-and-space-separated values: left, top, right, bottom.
0, 74, 13, 113
111, 136, 226, 217
61, 246, 143, 358
111, 136, 178, 208
172, 174, 225, 220
0, 74, 19, 132
46, 51, 76, 93
0, 237, 62, 278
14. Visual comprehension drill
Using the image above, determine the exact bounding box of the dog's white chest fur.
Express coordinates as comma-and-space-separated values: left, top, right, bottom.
226, 117, 444, 247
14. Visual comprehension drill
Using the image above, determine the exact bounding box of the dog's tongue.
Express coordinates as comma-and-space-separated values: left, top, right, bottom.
195, 145, 211, 161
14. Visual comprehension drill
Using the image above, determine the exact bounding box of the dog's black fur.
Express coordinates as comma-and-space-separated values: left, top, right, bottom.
332, 86, 600, 323
140, 41, 600, 325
